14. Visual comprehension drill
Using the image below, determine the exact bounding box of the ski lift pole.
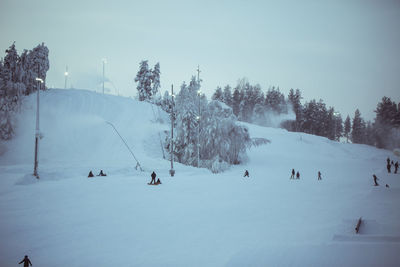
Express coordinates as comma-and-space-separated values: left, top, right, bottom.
106, 121, 143, 171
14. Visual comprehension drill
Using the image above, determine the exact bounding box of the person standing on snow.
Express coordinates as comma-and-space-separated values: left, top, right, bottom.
150, 171, 157, 185
296, 171, 300, 179
18, 255, 32, 267
290, 169, 295, 179
395, 162, 399, 174
318, 171, 322, 180
243, 170, 249, 177
373, 174, 379, 186
387, 162, 391, 173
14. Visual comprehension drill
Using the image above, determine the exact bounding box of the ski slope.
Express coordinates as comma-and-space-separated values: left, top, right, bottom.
0, 89, 399, 267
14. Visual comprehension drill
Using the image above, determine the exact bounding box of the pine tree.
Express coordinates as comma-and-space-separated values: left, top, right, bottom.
344, 115, 351, 142
287, 88, 303, 131
212, 86, 223, 102
351, 109, 366, 144
232, 87, 241, 117
134, 60, 152, 101
335, 113, 343, 141
222, 85, 233, 107
151, 62, 161, 98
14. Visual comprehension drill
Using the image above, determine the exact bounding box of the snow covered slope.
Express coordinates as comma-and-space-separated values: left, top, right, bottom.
0, 89, 399, 267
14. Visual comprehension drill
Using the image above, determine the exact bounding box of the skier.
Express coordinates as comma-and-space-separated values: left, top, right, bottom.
318, 171, 322, 180
88, 171, 94, 178
98, 170, 107, 176
387, 162, 391, 173
373, 174, 379, 186
244, 170, 249, 177
395, 162, 399, 174
18, 255, 32, 267
387, 157, 390, 165
296, 171, 300, 179
290, 169, 295, 179
150, 171, 157, 185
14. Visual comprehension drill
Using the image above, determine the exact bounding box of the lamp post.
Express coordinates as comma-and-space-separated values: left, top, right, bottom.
197, 89, 202, 168
64, 66, 68, 89
102, 58, 107, 94
33, 76, 43, 179
169, 84, 175, 177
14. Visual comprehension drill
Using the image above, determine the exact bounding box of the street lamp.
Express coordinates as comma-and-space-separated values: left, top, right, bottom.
197, 89, 202, 168
64, 66, 68, 89
102, 58, 107, 94
33, 77, 43, 179
169, 85, 175, 177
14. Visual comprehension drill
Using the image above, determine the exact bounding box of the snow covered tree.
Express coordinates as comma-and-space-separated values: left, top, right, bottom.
351, 109, 366, 144
222, 85, 233, 107
287, 88, 303, 131
134, 60, 152, 101
335, 113, 343, 141
264, 86, 286, 114
232, 87, 241, 117
4, 42, 19, 83
151, 62, 161, 98
374, 97, 399, 148
344, 115, 351, 142
29, 43, 49, 89
212, 86, 223, 102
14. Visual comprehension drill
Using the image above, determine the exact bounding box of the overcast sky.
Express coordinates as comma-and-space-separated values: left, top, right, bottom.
1, 0, 399, 120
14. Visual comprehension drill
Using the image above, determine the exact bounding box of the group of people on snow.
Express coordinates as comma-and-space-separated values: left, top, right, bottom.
386, 157, 399, 174
149, 171, 162, 185
289, 169, 321, 180
87, 170, 107, 178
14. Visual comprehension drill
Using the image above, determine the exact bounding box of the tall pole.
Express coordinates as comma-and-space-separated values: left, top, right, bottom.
33, 66, 42, 179
196, 65, 201, 168
169, 84, 175, 177
64, 66, 68, 89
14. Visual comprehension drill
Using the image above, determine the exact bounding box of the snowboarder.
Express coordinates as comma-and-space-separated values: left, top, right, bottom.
296, 171, 300, 179
18, 255, 32, 267
318, 171, 322, 180
244, 170, 249, 177
290, 169, 295, 179
150, 171, 157, 185
395, 162, 399, 174
88, 171, 94, 178
98, 170, 107, 176
387, 162, 391, 173
373, 174, 379, 186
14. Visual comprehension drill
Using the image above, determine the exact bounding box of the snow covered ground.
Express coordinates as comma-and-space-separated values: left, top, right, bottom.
0, 89, 399, 267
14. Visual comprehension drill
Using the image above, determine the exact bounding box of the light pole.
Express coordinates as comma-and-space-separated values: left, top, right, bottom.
33, 76, 43, 179
64, 66, 68, 89
197, 89, 201, 168
169, 84, 175, 177
102, 58, 107, 94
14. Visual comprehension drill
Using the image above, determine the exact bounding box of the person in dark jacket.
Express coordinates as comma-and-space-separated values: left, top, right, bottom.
296, 171, 300, 179
98, 170, 107, 176
150, 171, 157, 185
373, 174, 379, 186
395, 162, 399, 174
387, 162, 391, 173
387, 157, 391, 165
290, 169, 295, 179
156, 178, 162, 184
318, 171, 322, 180
88, 171, 94, 178
243, 170, 249, 177
19, 255, 32, 267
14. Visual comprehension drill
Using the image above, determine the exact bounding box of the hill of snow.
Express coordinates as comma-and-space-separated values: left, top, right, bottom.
0, 89, 399, 267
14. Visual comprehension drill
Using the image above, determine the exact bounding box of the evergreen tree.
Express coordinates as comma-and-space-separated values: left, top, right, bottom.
222, 85, 233, 107
287, 88, 303, 131
232, 87, 241, 117
212, 86, 223, 102
151, 62, 161, 98
351, 109, 366, 144
335, 113, 343, 141
134, 60, 152, 101
374, 97, 398, 148
344, 115, 351, 142
264, 86, 286, 114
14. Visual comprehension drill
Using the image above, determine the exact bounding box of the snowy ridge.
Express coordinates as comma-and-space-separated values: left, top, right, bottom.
0, 89, 399, 267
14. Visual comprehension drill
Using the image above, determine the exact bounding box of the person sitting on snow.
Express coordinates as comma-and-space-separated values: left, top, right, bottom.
290, 169, 295, 179
244, 170, 249, 177
296, 171, 300, 179
88, 171, 94, 178
98, 170, 107, 176
156, 178, 162, 185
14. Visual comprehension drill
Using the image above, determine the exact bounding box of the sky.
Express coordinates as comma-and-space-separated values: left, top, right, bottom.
0, 0, 399, 120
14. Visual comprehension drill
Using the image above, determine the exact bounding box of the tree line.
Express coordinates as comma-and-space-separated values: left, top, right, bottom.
0, 42, 50, 140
